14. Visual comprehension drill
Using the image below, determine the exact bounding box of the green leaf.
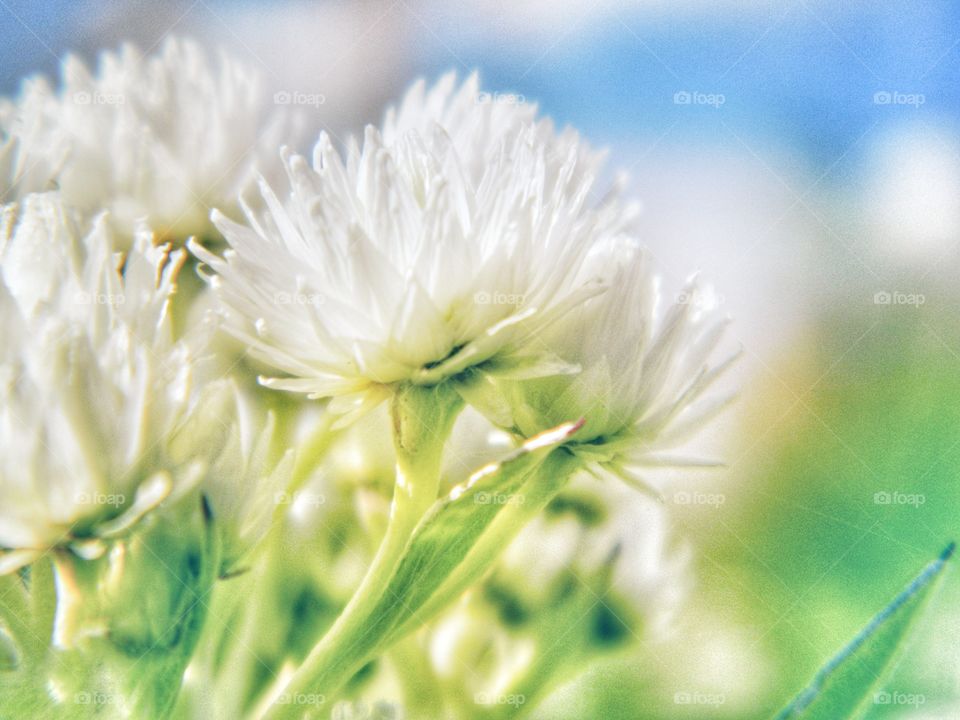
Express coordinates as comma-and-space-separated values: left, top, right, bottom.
264, 420, 583, 719
369, 420, 584, 642
774, 542, 954, 720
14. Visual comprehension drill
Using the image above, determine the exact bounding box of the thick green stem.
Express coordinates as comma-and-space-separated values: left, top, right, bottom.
386, 450, 581, 645
263, 383, 462, 720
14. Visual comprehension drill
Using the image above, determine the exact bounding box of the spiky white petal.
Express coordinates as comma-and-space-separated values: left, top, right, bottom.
0, 197, 289, 575
468, 240, 737, 486
194, 73, 638, 410
0, 194, 195, 561
0, 37, 300, 244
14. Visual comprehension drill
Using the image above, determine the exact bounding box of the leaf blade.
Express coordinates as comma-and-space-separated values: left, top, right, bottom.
774, 542, 954, 719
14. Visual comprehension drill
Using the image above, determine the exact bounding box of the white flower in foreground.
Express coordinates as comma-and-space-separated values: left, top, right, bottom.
191, 73, 638, 417
0, 194, 282, 573
0, 37, 300, 243
464, 241, 738, 491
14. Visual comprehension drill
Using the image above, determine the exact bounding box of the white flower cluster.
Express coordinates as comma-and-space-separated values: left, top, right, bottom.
192, 73, 638, 418
0, 37, 300, 244
0, 194, 193, 568
0, 39, 303, 574
0, 39, 735, 710
196, 71, 735, 472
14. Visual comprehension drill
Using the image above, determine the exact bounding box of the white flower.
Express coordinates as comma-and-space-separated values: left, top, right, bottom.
192, 73, 638, 418
0, 193, 293, 574
464, 241, 738, 492
0, 37, 300, 244
174, 380, 295, 573
501, 481, 689, 636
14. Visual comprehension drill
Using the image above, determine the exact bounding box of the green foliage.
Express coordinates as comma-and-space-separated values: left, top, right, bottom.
263, 420, 583, 719
774, 543, 953, 719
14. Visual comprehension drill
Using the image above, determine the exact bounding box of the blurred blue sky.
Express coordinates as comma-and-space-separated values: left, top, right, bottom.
412, 2, 960, 165
1, 1, 958, 170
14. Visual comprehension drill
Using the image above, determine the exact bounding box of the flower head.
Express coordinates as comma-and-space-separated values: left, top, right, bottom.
463, 241, 738, 493
0, 193, 285, 572
192, 73, 638, 419
0, 37, 300, 244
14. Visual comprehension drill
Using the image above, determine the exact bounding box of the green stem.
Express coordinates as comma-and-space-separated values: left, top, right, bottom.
0, 573, 30, 662
386, 450, 580, 645
263, 383, 462, 719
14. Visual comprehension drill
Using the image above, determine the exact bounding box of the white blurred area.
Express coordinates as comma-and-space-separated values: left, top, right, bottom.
67, 0, 416, 137
422, 0, 779, 38
624, 139, 818, 357
861, 119, 960, 265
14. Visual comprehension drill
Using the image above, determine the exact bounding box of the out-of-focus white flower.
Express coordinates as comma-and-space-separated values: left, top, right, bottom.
426, 477, 687, 707
464, 241, 737, 493
503, 485, 689, 632
0, 37, 301, 244
170, 380, 295, 573
192, 73, 638, 420
0, 193, 292, 575
0, 194, 193, 570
